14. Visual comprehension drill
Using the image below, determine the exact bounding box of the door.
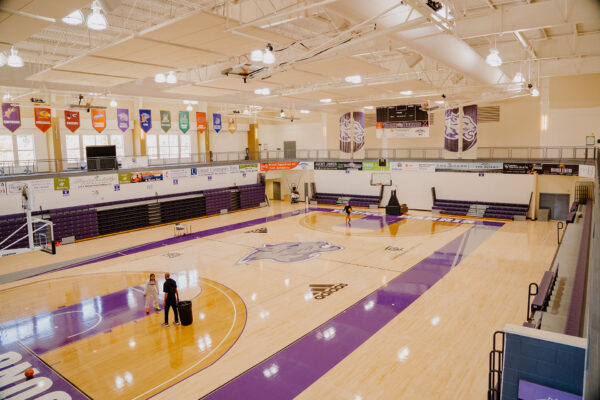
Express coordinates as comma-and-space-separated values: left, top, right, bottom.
273, 181, 281, 201
539, 193, 570, 220
283, 141, 296, 159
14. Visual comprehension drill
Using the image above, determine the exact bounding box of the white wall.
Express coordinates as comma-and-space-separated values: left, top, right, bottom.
543, 107, 600, 147
260, 122, 326, 152
313, 170, 535, 209
209, 130, 248, 155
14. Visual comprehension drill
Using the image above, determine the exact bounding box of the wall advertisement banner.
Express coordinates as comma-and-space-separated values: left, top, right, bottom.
72, 175, 117, 189
6, 179, 53, 194
192, 165, 239, 177
120, 156, 148, 169
2, 103, 21, 132
314, 161, 362, 171
376, 121, 429, 138
502, 163, 540, 174
0, 182, 5, 195
435, 162, 503, 171
579, 165, 596, 178
54, 177, 70, 190
260, 161, 313, 171
400, 162, 436, 172
542, 164, 579, 176
362, 161, 389, 171
238, 164, 259, 173
130, 171, 164, 183
118, 173, 131, 184
165, 169, 190, 179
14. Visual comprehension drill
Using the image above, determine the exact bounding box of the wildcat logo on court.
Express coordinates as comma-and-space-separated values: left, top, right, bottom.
238, 241, 342, 264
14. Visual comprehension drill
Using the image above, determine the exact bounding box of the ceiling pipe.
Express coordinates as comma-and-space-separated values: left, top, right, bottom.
326, 0, 511, 86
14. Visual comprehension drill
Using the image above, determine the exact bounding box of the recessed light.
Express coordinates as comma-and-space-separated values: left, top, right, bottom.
364, 105, 374, 110
345, 75, 362, 84
320, 98, 332, 103
400, 90, 413, 95
300, 109, 310, 114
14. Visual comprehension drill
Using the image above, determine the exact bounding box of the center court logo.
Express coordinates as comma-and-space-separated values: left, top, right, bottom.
238, 241, 343, 264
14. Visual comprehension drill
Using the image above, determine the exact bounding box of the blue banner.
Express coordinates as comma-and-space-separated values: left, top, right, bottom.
213, 113, 222, 133
139, 109, 152, 133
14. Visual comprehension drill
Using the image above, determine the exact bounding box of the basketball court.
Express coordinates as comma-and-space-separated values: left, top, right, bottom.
0, 202, 557, 399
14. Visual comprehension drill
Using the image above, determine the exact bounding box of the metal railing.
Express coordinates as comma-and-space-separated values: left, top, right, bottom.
0, 146, 595, 177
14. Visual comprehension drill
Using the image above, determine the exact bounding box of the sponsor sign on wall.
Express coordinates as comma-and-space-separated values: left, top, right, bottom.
64, 110, 80, 133
260, 161, 313, 171
1, 102, 21, 132
435, 162, 503, 171
120, 156, 148, 169
6, 179, 53, 194
238, 164, 259, 173
71, 175, 117, 189
54, 177, 70, 190
191, 165, 239, 177
130, 171, 164, 182
399, 162, 436, 172
502, 163, 540, 174
118, 172, 131, 184
314, 161, 362, 170
362, 161, 389, 171
579, 164, 596, 178
165, 169, 190, 179
376, 121, 430, 138
542, 164, 579, 176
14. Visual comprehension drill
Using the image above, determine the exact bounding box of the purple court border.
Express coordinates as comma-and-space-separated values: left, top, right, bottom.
201, 223, 502, 399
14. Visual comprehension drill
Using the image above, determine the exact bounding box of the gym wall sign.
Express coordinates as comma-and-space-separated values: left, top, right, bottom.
309, 283, 348, 300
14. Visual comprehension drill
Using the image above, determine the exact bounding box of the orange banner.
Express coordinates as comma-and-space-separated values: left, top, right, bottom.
34, 107, 52, 133
260, 162, 300, 171
196, 112, 206, 133
91, 109, 106, 133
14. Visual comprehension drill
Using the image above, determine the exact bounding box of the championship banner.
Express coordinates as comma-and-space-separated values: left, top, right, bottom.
228, 117, 236, 133
117, 108, 129, 132
314, 161, 362, 171
353, 111, 365, 152
2, 103, 21, 132
179, 111, 189, 133
160, 110, 171, 133
91, 109, 106, 133
196, 112, 206, 133
64, 110, 80, 133
139, 109, 152, 133
260, 161, 313, 171
462, 105, 477, 152
444, 108, 459, 152
213, 113, 222, 133
34, 107, 52, 133
339, 112, 351, 153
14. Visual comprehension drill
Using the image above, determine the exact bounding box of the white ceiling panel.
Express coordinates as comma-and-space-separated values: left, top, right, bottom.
297, 57, 389, 78
283, 91, 340, 101
328, 85, 386, 98
57, 55, 173, 78
368, 79, 435, 93
26, 69, 134, 87
163, 85, 239, 97
199, 77, 279, 92
263, 69, 326, 86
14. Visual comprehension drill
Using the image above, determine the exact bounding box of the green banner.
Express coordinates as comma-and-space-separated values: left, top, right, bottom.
54, 177, 70, 190
160, 110, 171, 133
362, 161, 389, 171
179, 111, 190, 133
238, 163, 259, 172
118, 172, 131, 184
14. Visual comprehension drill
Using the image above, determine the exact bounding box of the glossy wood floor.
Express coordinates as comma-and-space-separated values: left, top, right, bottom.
0, 202, 557, 399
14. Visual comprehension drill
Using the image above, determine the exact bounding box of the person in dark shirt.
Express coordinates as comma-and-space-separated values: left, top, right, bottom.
343, 202, 352, 225
162, 273, 180, 326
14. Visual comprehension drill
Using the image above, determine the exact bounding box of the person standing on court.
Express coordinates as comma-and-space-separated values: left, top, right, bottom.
162, 272, 180, 326
343, 201, 353, 225
144, 273, 161, 314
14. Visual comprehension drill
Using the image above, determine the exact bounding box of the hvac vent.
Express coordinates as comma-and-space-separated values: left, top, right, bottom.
479, 106, 500, 122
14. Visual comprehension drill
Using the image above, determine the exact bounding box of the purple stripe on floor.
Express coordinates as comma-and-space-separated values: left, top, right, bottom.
0, 286, 149, 355
0, 340, 90, 399
202, 223, 501, 400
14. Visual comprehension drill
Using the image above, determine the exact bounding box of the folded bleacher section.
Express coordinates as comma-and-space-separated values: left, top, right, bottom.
0, 183, 265, 246
313, 192, 380, 207
432, 198, 529, 219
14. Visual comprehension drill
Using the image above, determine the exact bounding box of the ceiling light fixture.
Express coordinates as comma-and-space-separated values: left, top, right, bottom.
512, 72, 525, 83
250, 49, 263, 62
435, 100, 445, 104
280, 109, 285, 118
364, 105, 374, 110
345, 75, 362, 84
300, 109, 310, 114
531, 86, 540, 97
62, 9, 84, 25
3, 93, 12, 101
485, 48, 502, 67
7, 47, 23, 68
166, 71, 177, 84
320, 98, 332, 103
254, 88, 271, 96
263, 50, 275, 65
154, 73, 166, 83
87, 1, 108, 31
400, 90, 413, 95
110, 99, 117, 107
0, 52, 6, 68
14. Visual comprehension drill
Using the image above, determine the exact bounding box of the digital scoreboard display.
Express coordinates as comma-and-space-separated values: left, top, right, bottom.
376, 105, 429, 123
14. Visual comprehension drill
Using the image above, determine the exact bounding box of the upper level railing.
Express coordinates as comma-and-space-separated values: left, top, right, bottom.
0, 146, 596, 177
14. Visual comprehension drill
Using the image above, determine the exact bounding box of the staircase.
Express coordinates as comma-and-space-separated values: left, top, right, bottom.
467, 204, 488, 217
148, 203, 162, 225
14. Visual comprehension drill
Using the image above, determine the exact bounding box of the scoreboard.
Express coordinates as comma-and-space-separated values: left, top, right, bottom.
376, 105, 429, 123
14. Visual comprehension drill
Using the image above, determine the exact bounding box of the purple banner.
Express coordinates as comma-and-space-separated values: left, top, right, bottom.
117, 108, 129, 132
352, 111, 365, 152
339, 112, 351, 153
2, 102, 21, 133
444, 107, 459, 152
139, 109, 151, 133
462, 104, 477, 152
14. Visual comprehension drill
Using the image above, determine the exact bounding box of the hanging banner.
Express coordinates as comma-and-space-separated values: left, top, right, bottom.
339, 112, 351, 153
91, 109, 106, 133
34, 107, 52, 133
196, 112, 206, 133
179, 111, 189, 133
2, 103, 22, 132
228, 117, 237, 133
353, 111, 365, 152
64, 110, 80, 133
139, 109, 152, 133
462, 105, 477, 152
117, 108, 129, 132
160, 110, 171, 133
213, 113, 222, 133
444, 108, 459, 152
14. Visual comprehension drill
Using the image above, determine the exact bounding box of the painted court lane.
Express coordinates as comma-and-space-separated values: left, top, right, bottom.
203, 223, 502, 399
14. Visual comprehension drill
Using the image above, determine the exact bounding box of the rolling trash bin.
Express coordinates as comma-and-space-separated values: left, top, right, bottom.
177, 301, 193, 326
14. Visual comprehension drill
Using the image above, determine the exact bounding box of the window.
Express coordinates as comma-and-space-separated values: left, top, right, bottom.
16, 135, 35, 166
110, 135, 124, 157
159, 135, 179, 159
65, 135, 80, 161
0, 136, 14, 165
82, 134, 108, 150
146, 134, 158, 159
180, 135, 191, 159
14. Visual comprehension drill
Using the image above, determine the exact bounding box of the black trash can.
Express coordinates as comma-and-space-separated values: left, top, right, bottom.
177, 301, 193, 326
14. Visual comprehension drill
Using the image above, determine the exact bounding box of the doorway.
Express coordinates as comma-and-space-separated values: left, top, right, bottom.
539, 193, 570, 220
284, 141, 296, 159
273, 181, 281, 200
